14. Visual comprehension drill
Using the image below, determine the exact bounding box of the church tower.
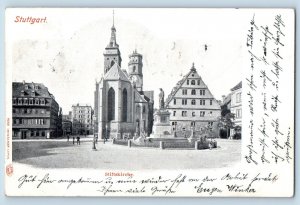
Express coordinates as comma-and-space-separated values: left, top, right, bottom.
128, 50, 143, 92
103, 11, 122, 74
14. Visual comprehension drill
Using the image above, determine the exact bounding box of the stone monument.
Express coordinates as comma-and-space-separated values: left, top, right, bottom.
151, 88, 172, 138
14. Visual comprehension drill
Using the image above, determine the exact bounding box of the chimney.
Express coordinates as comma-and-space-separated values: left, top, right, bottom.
222, 95, 226, 102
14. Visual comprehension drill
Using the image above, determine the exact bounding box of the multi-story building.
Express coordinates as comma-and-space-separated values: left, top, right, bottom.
12, 81, 62, 139
230, 81, 242, 136
220, 81, 242, 139
71, 104, 93, 135
165, 63, 221, 137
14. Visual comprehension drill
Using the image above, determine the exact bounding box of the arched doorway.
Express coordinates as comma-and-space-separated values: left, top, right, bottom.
122, 88, 127, 122
107, 87, 115, 121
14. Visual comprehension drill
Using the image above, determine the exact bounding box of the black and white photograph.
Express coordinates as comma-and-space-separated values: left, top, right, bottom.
5, 8, 294, 197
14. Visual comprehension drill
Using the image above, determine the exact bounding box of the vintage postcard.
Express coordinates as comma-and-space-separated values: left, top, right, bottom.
5, 8, 295, 197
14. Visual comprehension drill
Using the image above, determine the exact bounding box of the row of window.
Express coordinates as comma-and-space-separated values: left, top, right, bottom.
76, 115, 91, 119
182, 89, 206, 96
75, 110, 91, 113
13, 108, 47, 115
13, 98, 46, 106
174, 99, 213, 106
30, 131, 46, 137
173, 110, 213, 117
13, 118, 48, 125
186, 79, 201, 86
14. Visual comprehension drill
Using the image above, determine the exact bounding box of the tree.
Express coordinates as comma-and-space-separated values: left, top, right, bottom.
218, 113, 235, 139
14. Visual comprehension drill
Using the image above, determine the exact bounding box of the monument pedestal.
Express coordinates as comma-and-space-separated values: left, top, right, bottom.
151, 109, 172, 138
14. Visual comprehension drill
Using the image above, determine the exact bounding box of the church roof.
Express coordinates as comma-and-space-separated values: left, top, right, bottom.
103, 63, 130, 82
142, 91, 154, 103
134, 90, 147, 103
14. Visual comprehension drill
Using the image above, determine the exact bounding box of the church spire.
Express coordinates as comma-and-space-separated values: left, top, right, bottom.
103, 9, 122, 73
108, 10, 118, 48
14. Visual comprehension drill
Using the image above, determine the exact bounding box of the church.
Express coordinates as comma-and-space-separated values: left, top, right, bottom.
94, 18, 154, 140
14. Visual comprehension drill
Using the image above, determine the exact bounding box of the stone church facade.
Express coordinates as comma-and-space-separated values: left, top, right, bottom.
94, 21, 154, 139
165, 63, 221, 137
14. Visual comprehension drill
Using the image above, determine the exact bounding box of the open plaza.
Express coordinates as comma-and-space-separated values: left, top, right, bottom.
12, 137, 241, 170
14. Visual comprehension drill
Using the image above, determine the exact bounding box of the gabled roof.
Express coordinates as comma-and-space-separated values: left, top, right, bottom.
104, 63, 130, 82
165, 69, 193, 105
231, 81, 242, 91
134, 90, 147, 103
165, 63, 220, 109
222, 94, 231, 106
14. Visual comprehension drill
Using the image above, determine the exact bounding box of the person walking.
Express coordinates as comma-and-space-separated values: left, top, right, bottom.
76, 136, 80, 145
67, 134, 70, 142
72, 136, 75, 145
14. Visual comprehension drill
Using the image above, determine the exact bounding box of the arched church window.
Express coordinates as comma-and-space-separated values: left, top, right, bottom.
107, 88, 115, 121
122, 89, 128, 122
191, 80, 195, 85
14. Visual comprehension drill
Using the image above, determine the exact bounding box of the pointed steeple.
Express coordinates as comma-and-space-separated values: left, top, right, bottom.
103, 10, 122, 74
107, 10, 118, 48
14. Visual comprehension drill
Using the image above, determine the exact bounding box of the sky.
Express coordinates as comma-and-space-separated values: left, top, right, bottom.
6, 8, 245, 114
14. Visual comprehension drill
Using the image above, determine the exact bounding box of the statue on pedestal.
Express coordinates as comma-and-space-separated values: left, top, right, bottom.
159, 88, 165, 109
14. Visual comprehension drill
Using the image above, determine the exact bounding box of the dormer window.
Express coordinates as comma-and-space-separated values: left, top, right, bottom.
31, 90, 35, 97
25, 85, 28, 89
35, 85, 39, 90
20, 90, 24, 96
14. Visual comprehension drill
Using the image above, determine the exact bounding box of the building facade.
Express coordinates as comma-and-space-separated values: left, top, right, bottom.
62, 113, 72, 136
94, 20, 154, 139
165, 64, 221, 137
71, 104, 93, 135
12, 81, 62, 139
230, 81, 242, 136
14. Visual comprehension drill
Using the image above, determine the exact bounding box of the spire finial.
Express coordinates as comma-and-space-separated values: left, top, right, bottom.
191, 62, 196, 71
113, 10, 114, 27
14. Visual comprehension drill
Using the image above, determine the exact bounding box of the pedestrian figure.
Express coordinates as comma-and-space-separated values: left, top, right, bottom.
67, 134, 70, 142
72, 136, 75, 145
76, 136, 80, 145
